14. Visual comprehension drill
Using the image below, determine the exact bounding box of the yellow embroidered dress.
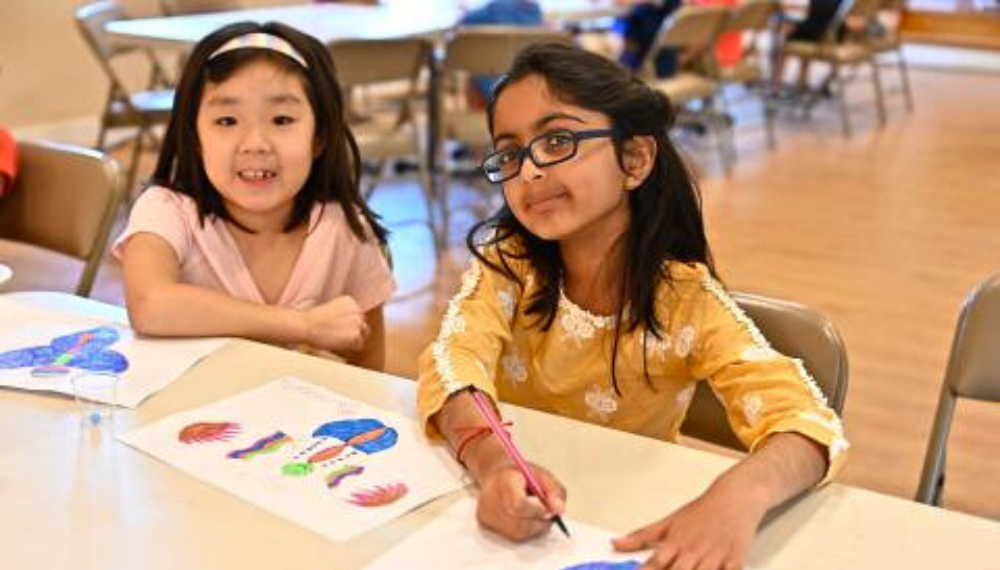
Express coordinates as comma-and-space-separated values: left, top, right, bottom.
417, 249, 849, 482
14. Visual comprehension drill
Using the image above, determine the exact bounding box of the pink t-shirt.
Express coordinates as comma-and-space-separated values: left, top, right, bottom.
113, 186, 396, 312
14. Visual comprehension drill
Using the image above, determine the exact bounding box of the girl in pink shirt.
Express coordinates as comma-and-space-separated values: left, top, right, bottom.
115, 22, 395, 370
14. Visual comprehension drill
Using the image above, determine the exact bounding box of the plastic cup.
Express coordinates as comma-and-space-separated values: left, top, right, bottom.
70, 371, 120, 428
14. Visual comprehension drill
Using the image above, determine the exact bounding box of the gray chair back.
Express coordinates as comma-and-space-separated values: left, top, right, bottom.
916, 274, 1000, 505
0, 140, 124, 297
683, 291, 849, 450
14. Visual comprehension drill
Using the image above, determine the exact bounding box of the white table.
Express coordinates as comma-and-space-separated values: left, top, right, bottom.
104, 1, 626, 48
2, 292, 998, 570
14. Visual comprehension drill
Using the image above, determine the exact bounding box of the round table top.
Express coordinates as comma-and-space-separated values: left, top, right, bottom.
0, 264, 12, 285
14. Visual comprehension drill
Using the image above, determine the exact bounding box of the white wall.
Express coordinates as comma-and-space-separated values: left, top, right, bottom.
0, 0, 295, 135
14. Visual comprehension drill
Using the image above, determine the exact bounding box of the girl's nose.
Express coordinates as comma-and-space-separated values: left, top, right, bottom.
238, 128, 272, 154
518, 154, 545, 183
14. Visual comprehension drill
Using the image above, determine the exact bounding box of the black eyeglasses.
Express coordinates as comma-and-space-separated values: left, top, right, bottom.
480, 128, 618, 184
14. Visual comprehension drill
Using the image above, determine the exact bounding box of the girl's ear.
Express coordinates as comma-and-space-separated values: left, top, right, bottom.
621, 135, 656, 191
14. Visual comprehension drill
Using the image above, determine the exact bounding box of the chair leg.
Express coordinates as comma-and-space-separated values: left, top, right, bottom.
916, 384, 957, 506
435, 171, 451, 258
763, 94, 777, 151
705, 98, 734, 176
124, 124, 147, 201
833, 65, 852, 138
871, 60, 888, 127
363, 161, 386, 201
897, 51, 914, 112
96, 117, 110, 151
416, 160, 445, 260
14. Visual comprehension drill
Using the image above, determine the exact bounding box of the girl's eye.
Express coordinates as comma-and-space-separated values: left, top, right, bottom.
214, 117, 236, 127
274, 115, 296, 126
544, 132, 574, 150
496, 149, 520, 165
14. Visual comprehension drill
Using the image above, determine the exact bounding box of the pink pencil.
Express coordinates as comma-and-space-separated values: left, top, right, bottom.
468, 386, 570, 537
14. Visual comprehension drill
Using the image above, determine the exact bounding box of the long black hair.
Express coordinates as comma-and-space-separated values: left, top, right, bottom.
469, 42, 716, 394
150, 21, 387, 245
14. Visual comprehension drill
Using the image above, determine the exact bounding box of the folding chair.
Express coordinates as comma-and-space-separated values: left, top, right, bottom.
75, 1, 174, 194
644, 6, 736, 174
0, 140, 125, 297
864, 0, 914, 112
682, 291, 849, 451
782, 0, 887, 137
328, 38, 438, 252
916, 274, 1000, 506
718, 0, 781, 149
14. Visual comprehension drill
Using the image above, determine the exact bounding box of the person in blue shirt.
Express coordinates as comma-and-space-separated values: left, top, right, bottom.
616, 0, 682, 77
460, 0, 543, 104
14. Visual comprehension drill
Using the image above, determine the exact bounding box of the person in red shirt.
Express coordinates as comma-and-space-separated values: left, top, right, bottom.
0, 128, 18, 199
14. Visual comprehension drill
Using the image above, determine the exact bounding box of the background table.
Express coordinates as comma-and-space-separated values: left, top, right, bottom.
104, 0, 626, 48
1, 292, 998, 570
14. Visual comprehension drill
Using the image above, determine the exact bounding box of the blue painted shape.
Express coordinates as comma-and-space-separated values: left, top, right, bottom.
312, 418, 398, 454
560, 561, 642, 570
0, 327, 129, 375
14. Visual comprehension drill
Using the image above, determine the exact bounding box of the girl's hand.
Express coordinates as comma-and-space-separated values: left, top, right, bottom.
476, 463, 567, 542
612, 483, 766, 570
303, 296, 369, 353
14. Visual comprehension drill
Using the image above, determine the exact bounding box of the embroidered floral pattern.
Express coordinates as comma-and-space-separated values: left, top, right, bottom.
645, 329, 672, 358
740, 345, 778, 362
498, 289, 516, 321
431, 262, 483, 393
584, 383, 619, 422
674, 325, 696, 358
558, 288, 613, 344
500, 351, 527, 384
742, 393, 763, 426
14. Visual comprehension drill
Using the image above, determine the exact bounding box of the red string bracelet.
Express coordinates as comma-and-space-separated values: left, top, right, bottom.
453, 421, 512, 468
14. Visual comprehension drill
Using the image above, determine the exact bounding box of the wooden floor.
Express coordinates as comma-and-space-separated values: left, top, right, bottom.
21, 65, 999, 520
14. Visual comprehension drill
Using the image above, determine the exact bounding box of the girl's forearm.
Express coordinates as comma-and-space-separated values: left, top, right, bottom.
127, 281, 306, 345
708, 432, 828, 514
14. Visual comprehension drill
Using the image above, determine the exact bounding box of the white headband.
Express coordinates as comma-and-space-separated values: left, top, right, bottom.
208, 32, 308, 68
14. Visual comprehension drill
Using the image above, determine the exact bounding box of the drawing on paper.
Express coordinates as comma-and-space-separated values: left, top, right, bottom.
313, 418, 399, 455
179, 421, 241, 444
282, 462, 315, 476
227, 431, 292, 460
348, 483, 408, 507
326, 464, 365, 488
292, 418, 399, 468
559, 562, 641, 570
0, 326, 129, 377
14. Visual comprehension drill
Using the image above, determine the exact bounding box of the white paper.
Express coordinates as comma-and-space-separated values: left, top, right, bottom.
119, 377, 467, 542
363, 496, 766, 570
363, 495, 651, 570
0, 297, 226, 407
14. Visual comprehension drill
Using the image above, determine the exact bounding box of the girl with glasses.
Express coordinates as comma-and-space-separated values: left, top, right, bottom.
417, 42, 848, 570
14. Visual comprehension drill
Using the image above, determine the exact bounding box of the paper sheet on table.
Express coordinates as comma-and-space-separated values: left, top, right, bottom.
363, 495, 765, 570
119, 376, 467, 542
0, 296, 226, 407
363, 494, 649, 570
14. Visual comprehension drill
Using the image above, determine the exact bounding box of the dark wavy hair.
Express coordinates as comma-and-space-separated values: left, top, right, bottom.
469, 42, 716, 394
150, 21, 387, 244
